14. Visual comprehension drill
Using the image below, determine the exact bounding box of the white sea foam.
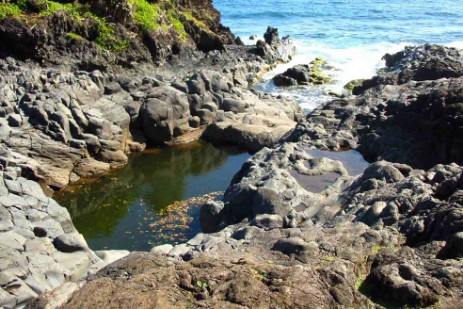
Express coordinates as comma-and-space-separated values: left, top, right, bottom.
448, 40, 463, 49
258, 39, 463, 112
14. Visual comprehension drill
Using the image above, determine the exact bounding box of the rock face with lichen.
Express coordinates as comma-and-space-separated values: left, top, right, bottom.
61, 45, 463, 309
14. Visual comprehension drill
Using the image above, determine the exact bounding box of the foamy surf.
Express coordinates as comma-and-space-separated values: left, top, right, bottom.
257, 40, 463, 112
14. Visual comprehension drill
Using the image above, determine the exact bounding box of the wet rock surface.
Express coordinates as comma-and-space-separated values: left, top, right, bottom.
273, 57, 333, 86
63, 44, 463, 309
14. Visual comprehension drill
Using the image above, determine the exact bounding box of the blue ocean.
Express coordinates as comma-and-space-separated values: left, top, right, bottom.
215, 0, 463, 110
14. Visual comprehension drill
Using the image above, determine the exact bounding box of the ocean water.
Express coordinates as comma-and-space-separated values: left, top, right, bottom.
215, 0, 463, 111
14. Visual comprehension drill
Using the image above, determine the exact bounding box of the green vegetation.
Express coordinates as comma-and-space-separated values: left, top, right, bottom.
129, 0, 188, 40
66, 32, 83, 40
0, 3, 22, 20
355, 274, 367, 291
181, 11, 207, 29
93, 16, 130, 51
250, 269, 268, 280
1, 0, 198, 50
14, 0, 29, 11
196, 280, 208, 289
167, 10, 187, 40
344, 79, 365, 94
43, 1, 130, 51
308, 57, 333, 84
130, 0, 161, 31
371, 244, 385, 255
322, 256, 336, 263
40, 0, 82, 17
310, 57, 327, 67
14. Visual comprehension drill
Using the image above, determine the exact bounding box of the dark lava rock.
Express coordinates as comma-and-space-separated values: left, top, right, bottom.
53, 234, 87, 253
263, 26, 281, 46
286, 45, 463, 169
273, 59, 332, 87
33, 226, 47, 238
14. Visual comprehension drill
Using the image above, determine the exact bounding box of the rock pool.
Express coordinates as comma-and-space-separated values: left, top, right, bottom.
54, 141, 250, 251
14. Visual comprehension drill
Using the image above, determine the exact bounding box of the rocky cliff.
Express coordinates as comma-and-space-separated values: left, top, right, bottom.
0, 0, 238, 70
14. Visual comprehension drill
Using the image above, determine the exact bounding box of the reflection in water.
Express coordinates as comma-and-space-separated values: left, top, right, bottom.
289, 170, 340, 193
54, 141, 250, 251
304, 149, 369, 176
289, 148, 369, 193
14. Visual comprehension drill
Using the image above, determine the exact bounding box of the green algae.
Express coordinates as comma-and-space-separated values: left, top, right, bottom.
308, 57, 333, 85
344, 79, 365, 94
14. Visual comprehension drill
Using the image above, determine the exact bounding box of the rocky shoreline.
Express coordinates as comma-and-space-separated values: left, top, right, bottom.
0, 25, 300, 191
0, 1, 462, 308
0, 1, 303, 307
61, 44, 463, 309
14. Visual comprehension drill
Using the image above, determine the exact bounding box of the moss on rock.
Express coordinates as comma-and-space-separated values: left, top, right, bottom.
308, 57, 333, 85
0, 3, 22, 20
344, 79, 365, 94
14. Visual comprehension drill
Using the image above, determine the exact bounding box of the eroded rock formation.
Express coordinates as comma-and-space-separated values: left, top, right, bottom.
62, 45, 463, 309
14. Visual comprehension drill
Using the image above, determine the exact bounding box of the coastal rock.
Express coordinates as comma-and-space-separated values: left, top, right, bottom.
53, 233, 88, 253
0, 44, 301, 189
0, 166, 114, 308
263, 26, 281, 45
73, 158, 111, 178
94, 250, 131, 266
0, 0, 236, 69
63, 253, 371, 309
273, 58, 332, 87
285, 45, 463, 169
140, 86, 190, 145
384, 44, 463, 83
2, 5, 463, 307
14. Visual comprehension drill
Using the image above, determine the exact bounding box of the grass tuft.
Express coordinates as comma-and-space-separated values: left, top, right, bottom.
0, 3, 22, 20
130, 0, 161, 31
93, 16, 130, 52
40, 0, 81, 17
66, 32, 83, 40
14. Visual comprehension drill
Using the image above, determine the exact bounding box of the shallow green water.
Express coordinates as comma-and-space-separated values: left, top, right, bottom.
54, 141, 250, 251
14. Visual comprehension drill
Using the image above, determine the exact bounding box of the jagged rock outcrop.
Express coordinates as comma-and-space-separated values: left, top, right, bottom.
0, 0, 238, 70
273, 58, 333, 86
65, 146, 463, 308
0, 44, 301, 190
285, 44, 463, 169
0, 1, 308, 309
